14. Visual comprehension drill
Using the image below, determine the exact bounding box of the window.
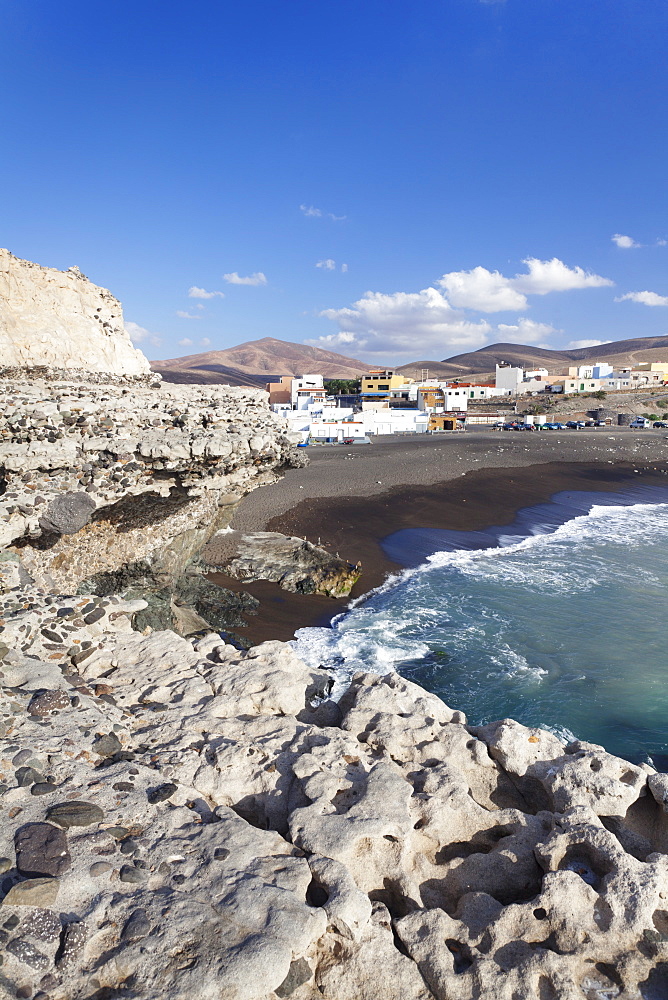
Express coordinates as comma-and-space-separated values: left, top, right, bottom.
378, 384, 389, 390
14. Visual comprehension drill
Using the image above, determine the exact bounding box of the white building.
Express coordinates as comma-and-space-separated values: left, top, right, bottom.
495, 365, 524, 395
291, 374, 326, 410
592, 362, 613, 378
524, 367, 549, 379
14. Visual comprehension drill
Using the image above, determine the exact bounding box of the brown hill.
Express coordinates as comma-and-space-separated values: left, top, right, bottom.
397, 335, 668, 380
152, 337, 369, 385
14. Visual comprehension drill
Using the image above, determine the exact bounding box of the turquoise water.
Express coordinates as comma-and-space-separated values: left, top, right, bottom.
293, 486, 668, 765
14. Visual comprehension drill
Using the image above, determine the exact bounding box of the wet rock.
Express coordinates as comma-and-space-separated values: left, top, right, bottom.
46, 801, 104, 829
15, 823, 71, 877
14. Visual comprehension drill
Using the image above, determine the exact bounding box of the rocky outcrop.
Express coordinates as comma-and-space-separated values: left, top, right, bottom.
0, 378, 305, 602
0, 250, 151, 379
204, 529, 361, 598
0, 597, 666, 998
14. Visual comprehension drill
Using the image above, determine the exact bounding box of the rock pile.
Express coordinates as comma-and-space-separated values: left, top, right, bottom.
0, 595, 667, 998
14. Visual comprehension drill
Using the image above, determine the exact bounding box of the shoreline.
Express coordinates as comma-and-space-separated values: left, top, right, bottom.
210, 431, 668, 642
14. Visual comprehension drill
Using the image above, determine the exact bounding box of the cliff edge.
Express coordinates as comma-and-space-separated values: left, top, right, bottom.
0, 249, 150, 379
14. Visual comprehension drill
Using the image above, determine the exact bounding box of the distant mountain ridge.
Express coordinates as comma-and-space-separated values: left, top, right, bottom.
152, 337, 369, 385
397, 335, 668, 380
152, 334, 668, 387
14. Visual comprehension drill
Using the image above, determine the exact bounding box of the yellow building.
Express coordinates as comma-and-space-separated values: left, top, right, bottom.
360, 369, 413, 398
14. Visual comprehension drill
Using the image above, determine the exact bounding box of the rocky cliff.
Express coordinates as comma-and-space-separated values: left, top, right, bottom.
0, 250, 150, 379
0, 376, 312, 637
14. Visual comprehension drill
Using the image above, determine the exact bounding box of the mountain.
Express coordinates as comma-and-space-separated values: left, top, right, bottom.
152, 337, 369, 385
397, 335, 668, 380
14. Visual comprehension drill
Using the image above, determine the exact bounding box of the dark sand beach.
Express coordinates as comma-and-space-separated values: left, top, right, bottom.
210, 430, 668, 642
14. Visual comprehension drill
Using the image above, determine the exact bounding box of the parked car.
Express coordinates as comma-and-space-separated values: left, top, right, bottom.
630, 417, 650, 428
594, 420, 608, 426
565, 420, 585, 429
653, 421, 668, 428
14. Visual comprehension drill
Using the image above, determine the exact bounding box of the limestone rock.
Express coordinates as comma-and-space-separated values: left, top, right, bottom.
0, 248, 150, 376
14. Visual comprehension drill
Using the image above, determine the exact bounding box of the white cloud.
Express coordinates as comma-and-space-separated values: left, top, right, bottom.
437, 258, 612, 312
178, 338, 193, 347
341, 263, 348, 273
439, 266, 528, 312
176, 310, 202, 319
496, 319, 559, 344
612, 233, 641, 249
223, 271, 267, 286
199, 337, 211, 347
299, 204, 346, 221
615, 290, 668, 307
311, 287, 491, 358
512, 258, 613, 295
125, 321, 162, 348
316, 259, 336, 270
566, 339, 611, 349
657, 238, 668, 247
188, 285, 225, 299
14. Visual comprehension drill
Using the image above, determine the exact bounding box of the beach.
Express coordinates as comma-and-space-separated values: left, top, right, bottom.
208, 429, 668, 642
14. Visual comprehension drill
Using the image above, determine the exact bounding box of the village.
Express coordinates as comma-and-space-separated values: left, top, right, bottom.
266, 360, 668, 443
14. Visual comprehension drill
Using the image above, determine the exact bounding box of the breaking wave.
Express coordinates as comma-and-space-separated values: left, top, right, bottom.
293, 495, 668, 763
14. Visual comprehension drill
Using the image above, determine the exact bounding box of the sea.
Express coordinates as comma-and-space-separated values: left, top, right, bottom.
293, 483, 668, 767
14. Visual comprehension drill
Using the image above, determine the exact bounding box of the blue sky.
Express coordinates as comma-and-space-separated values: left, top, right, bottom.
2, 0, 667, 364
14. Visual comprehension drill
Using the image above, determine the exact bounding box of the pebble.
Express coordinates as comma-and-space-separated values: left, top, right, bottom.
15, 823, 71, 877
92, 732, 121, 757
6, 937, 49, 970
56, 920, 87, 969
25, 908, 62, 942
31, 782, 57, 796
28, 690, 71, 716
121, 907, 151, 942
89, 862, 112, 877
119, 864, 146, 884
147, 782, 178, 804
46, 800, 104, 828
1, 878, 60, 907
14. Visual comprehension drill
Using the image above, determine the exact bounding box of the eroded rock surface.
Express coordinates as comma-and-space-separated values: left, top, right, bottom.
0, 595, 666, 999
